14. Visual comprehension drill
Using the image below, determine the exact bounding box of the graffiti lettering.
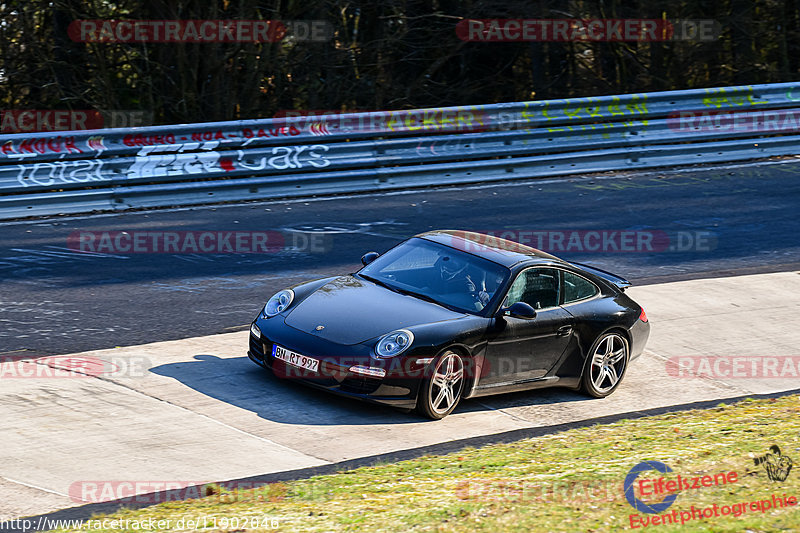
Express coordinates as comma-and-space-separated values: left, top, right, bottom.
522, 95, 649, 126
242, 126, 302, 139
786, 88, 800, 102
236, 144, 330, 171
1, 135, 83, 158
124, 142, 329, 177
415, 139, 475, 156
701, 87, 769, 108
87, 136, 106, 155
190, 130, 226, 142
16, 160, 105, 187
123, 133, 177, 147
127, 143, 222, 178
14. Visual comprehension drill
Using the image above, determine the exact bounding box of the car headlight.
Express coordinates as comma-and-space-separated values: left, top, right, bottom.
250, 322, 261, 338
263, 289, 295, 318
374, 329, 414, 358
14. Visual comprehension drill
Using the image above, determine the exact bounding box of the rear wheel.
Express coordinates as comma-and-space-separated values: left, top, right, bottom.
416, 350, 465, 420
580, 332, 629, 398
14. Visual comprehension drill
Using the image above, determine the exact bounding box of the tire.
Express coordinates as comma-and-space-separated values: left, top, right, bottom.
416, 350, 466, 420
580, 331, 630, 398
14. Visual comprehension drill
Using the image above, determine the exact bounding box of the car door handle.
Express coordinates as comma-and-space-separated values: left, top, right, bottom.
557, 325, 573, 336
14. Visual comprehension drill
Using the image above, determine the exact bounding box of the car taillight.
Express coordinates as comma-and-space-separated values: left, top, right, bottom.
639, 308, 648, 322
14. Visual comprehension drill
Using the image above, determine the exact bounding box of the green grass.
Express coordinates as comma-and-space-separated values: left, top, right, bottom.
50, 395, 800, 532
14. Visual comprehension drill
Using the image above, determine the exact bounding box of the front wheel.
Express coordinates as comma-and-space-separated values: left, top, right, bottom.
416, 350, 465, 420
580, 332, 629, 398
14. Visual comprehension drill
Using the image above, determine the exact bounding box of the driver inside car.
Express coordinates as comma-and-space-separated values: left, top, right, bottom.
435, 255, 491, 310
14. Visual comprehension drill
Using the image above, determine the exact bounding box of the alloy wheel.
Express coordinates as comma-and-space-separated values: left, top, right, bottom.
429, 352, 465, 415
590, 333, 628, 394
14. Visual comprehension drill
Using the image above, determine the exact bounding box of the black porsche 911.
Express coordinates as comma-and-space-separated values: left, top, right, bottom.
248, 230, 650, 419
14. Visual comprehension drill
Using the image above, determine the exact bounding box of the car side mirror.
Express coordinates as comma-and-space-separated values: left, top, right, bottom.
501, 301, 537, 319
361, 252, 380, 266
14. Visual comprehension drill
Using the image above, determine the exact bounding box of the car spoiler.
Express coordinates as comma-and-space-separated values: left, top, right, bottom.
569, 262, 632, 291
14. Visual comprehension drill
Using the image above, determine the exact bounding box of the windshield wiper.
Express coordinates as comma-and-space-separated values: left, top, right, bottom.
394, 288, 462, 313
358, 273, 402, 294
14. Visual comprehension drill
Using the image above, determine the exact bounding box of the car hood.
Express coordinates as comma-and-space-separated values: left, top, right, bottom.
283, 275, 465, 345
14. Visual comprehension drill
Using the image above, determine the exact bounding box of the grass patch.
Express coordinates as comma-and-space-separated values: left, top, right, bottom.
51, 395, 800, 532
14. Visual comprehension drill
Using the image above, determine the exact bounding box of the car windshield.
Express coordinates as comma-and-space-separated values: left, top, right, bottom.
358, 238, 510, 314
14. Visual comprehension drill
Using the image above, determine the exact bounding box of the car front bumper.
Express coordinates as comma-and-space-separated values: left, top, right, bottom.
248, 318, 428, 409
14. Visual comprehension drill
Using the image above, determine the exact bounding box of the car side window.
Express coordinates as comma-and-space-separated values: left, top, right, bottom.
563, 271, 598, 304
505, 268, 560, 310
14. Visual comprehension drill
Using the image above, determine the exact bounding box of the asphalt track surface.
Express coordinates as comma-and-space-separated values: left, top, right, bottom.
2, 158, 800, 357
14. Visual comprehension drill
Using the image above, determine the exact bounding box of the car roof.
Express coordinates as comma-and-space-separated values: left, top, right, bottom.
416, 230, 568, 268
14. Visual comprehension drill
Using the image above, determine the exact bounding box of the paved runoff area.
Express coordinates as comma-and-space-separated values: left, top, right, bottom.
1, 271, 799, 521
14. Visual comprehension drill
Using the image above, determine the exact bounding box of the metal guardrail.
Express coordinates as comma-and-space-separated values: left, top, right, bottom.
2, 82, 800, 219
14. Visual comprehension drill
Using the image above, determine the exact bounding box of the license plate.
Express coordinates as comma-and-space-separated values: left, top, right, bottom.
272, 344, 320, 373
